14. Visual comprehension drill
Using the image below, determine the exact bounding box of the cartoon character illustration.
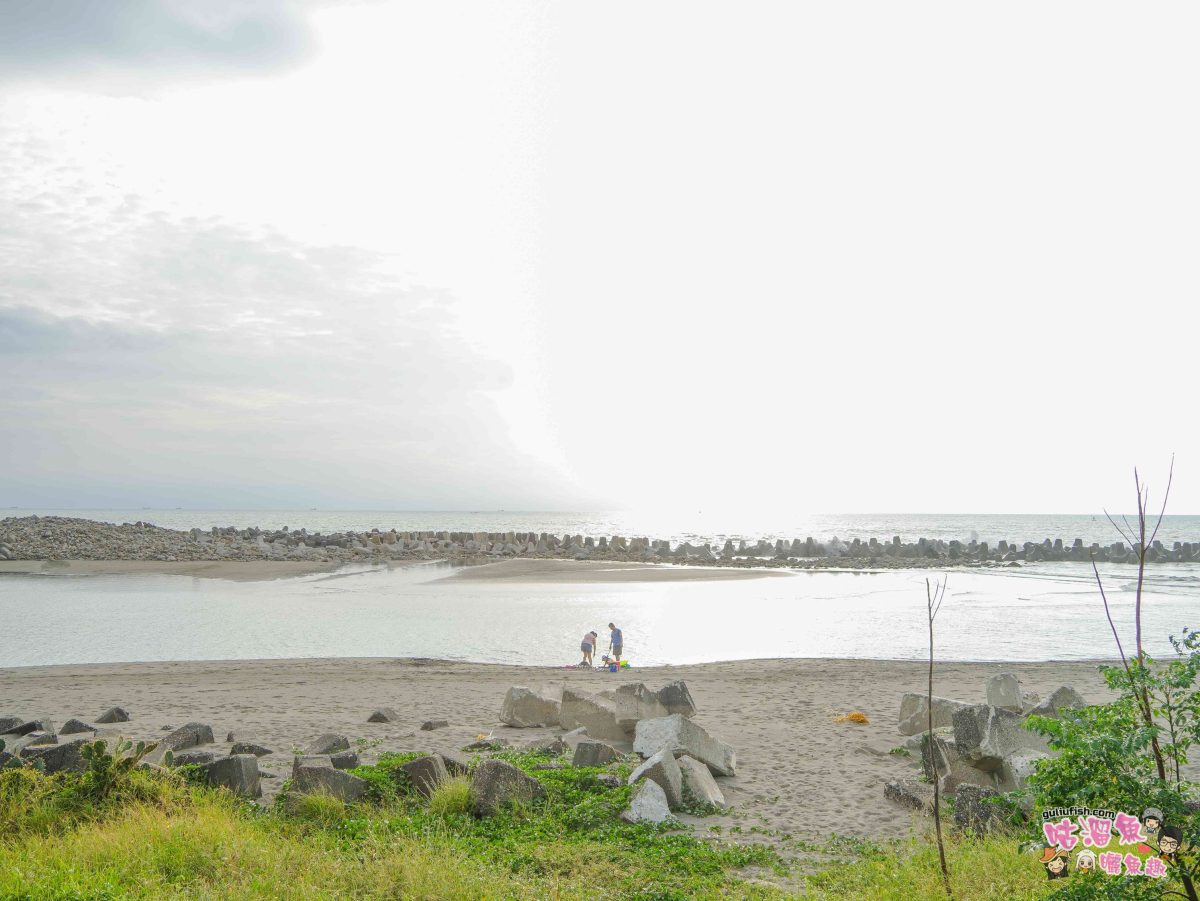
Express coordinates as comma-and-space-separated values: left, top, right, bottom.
1142, 807, 1164, 836
1040, 846, 1070, 879
1074, 849, 1096, 873
1158, 825, 1183, 863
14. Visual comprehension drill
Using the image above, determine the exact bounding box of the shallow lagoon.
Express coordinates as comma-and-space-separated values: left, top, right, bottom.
1, 562, 1195, 668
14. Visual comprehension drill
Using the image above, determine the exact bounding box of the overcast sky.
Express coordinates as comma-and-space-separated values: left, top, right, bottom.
1, 1, 1196, 514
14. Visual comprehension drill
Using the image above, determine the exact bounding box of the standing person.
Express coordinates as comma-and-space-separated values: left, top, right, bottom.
608, 622, 623, 663
580, 631, 598, 666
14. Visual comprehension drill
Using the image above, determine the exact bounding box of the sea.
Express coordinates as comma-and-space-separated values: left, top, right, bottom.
2, 511, 1198, 669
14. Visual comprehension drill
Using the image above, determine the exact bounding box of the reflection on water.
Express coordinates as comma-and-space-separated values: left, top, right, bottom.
0, 562, 1196, 668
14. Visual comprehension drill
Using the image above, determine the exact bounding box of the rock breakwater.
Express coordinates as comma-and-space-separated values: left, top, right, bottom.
1, 515, 1195, 570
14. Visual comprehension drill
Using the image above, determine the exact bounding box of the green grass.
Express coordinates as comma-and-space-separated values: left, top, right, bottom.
0, 748, 783, 900
799, 831, 1055, 900
428, 775, 473, 819
0, 742, 1070, 900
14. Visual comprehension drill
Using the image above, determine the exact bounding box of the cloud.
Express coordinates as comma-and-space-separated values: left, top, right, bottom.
0, 125, 576, 509
0, 0, 319, 85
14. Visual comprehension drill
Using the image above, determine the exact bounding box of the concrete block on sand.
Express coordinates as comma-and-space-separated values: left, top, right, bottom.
305, 733, 350, 755
629, 748, 683, 810
952, 704, 1049, 771
884, 778, 934, 813
559, 688, 625, 742
614, 683, 668, 735
678, 754, 725, 808
621, 780, 672, 824
500, 686, 561, 728
96, 707, 130, 724
897, 694, 969, 736
151, 722, 214, 761
633, 715, 736, 777
654, 680, 697, 718
984, 673, 1022, 713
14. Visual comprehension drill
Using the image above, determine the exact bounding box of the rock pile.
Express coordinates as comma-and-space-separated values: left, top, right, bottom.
885, 673, 1086, 830
496, 679, 732, 824
3, 682, 736, 828
3, 516, 1195, 571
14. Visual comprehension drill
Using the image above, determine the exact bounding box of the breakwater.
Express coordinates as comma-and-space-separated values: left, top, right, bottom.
1, 516, 1196, 569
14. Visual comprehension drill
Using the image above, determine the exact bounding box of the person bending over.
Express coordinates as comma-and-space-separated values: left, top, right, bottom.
580, 631, 598, 666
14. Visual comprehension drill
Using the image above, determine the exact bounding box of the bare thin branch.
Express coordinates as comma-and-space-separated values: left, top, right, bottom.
1092, 555, 1131, 678
1147, 454, 1176, 548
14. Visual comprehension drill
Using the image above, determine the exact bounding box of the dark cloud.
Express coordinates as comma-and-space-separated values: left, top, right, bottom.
0, 0, 318, 83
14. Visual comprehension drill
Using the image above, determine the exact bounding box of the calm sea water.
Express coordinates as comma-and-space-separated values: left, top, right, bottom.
6, 510, 1200, 547
1, 561, 1196, 668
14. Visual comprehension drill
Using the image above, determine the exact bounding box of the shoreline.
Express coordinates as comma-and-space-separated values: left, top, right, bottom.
0, 653, 1123, 674
0, 655, 1117, 840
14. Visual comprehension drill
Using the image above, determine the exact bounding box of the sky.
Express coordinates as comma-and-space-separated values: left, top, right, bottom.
0, 1, 1196, 514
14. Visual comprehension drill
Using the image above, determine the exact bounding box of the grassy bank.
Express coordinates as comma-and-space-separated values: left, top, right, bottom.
0, 744, 1056, 900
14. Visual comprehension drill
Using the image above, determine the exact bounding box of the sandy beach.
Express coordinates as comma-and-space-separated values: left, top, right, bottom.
0, 655, 1115, 841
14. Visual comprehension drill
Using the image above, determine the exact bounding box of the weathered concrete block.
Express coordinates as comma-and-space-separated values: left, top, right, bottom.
572, 740, 619, 767
633, 715, 735, 777
614, 683, 668, 734
173, 750, 216, 766
154, 722, 214, 760
471, 759, 546, 816
230, 742, 272, 757
521, 736, 568, 756
292, 764, 369, 802
952, 705, 1049, 771
884, 778, 934, 813
396, 755, 448, 798
655, 681, 697, 718
305, 733, 350, 755
953, 783, 1006, 835
500, 686, 561, 728
96, 707, 130, 724
202, 755, 261, 798
678, 754, 725, 808
897, 694, 970, 736
559, 688, 625, 742
993, 751, 1049, 792
985, 673, 1022, 712
292, 755, 333, 778
25, 738, 90, 774
1029, 686, 1086, 719
629, 748, 683, 810
620, 779, 671, 824
330, 750, 359, 770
